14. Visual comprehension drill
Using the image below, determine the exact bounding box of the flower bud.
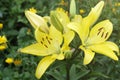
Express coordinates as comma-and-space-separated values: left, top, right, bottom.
50, 11, 64, 33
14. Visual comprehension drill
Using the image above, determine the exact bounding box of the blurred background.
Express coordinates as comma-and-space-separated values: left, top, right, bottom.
0, 0, 120, 80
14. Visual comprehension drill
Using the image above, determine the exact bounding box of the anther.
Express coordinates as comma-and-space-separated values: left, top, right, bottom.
98, 27, 103, 31
49, 38, 53, 41
42, 38, 44, 41
105, 32, 108, 39
46, 36, 48, 40
47, 40, 51, 44
40, 41, 43, 44
97, 31, 101, 35
101, 32, 104, 38
44, 44, 48, 48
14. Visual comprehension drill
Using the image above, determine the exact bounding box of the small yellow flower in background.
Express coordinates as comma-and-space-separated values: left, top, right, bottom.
68, 1, 119, 65
0, 36, 7, 43
58, 0, 67, 6
0, 23, 3, 29
115, 2, 120, 7
14, 59, 22, 66
112, 8, 117, 14
29, 7, 37, 13
0, 44, 7, 50
25, 10, 49, 33
80, 9, 85, 14
0, 36, 7, 51
56, 8, 65, 13
5, 58, 14, 64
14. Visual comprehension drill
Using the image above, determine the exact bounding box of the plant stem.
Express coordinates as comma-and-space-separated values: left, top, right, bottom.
66, 60, 70, 80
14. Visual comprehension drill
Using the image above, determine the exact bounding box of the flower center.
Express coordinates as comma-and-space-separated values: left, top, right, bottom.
40, 36, 53, 48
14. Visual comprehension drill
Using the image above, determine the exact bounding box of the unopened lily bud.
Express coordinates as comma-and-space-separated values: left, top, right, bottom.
50, 11, 64, 33
25, 11, 49, 33
70, 0, 76, 18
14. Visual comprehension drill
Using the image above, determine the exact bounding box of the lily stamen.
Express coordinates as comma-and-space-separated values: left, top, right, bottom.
105, 32, 108, 39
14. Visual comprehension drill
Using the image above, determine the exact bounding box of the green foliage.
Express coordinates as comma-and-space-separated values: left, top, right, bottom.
0, 0, 120, 80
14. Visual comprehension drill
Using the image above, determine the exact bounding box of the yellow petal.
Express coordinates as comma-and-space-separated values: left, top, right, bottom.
49, 26, 63, 45
71, 15, 82, 24
88, 43, 118, 61
52, 53, 64, 60
62, 30, 75, 48
80, 46, 95, 65
0, 44, 7, 50
25, 11, 49, 33
102, 41, 119, 55
0, 36, 7, 44
35, 28, 48, 43
35, 56, 56, 79
20, 43, 52, 56
67, 22, 84, 44
0, 23, 3, 29
86, 20, 113, 45
83, 1, 104, 29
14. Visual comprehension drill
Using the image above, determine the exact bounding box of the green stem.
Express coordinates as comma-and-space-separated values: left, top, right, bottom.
66, 59, 71, 80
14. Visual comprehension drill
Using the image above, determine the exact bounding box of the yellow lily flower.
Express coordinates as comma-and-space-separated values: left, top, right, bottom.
68, 1, 119, 65
20, 11, 74, 79
20, 24, 73, 79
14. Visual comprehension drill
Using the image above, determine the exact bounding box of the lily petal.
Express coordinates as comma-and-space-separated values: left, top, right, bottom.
86, 20, 113, 44
103, 41, 119, 55
35, 28, 48, 43
49, 26, 63, 45
71, 15, 82, 24
52, 53, 64, 60
20, 43, 51, 56
25, 11, 49, 33
83, 1, 104, 29
35, 56, 56, 79
80, 46, 95, 65
62, 30, 75, 49
88, 43, 118, 61
67, 22, 84, 44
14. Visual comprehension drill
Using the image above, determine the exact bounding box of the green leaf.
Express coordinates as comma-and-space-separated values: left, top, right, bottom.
46, 69, 65, 80
89, 71, 110, 79
6, 29, 18, 36
70, 64, 90, 80
69, 64, 76, 80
